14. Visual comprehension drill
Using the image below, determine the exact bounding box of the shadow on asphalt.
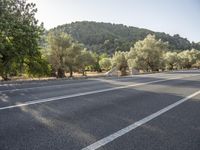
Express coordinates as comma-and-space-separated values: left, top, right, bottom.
0, 81, 200, 150
0, 72, 199, 108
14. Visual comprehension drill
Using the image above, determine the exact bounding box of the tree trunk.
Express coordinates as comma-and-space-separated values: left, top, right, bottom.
69, 66, 73, 77
57, 68, 65, 78
19, 59, 24, 76
2, 73, 10, 81
120, 67, 126, 76
169, 63, 173, 70
82, 67, 87, 76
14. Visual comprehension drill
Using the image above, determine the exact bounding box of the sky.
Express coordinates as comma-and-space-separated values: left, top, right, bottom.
28, 0, 200, 42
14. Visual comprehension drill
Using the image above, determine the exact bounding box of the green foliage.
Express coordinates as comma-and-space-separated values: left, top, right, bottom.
127, 35, 200, 72
99, 58, 112, 71
49, 21, 199, 55
90, 52, 102, 72
25, 56, 51, 77
112, 51, 128, 76
76, 49, 95, 75
47, 32, 96, 77
47, 32, 75, 77
0, 0, 47, 80
164, 52, 179, 70
193, 60, 200, 69
65, 43, 83, 77
178, 49, 200, 69
128, 35, 167, 72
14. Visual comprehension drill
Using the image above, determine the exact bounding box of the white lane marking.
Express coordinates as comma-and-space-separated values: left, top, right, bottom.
0, 80, 98, 93
0, 75, 162, 93
0, 75, 197, 111
82, 90, 200, 150
0, 73, 196, 93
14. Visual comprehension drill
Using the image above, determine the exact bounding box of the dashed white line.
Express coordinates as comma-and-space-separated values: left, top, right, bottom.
81, 90, 200, 150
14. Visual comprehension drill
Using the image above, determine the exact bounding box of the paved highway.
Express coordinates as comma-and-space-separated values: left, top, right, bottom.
0, 70, 200, 150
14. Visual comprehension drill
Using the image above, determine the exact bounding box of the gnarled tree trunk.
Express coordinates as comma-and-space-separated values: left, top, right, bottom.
57, 68, 65, 78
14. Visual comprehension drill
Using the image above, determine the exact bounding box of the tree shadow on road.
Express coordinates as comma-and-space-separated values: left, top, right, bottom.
0, 85, 200, 150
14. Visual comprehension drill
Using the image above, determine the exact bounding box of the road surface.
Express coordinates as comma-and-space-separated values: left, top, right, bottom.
0, 70, 200, 150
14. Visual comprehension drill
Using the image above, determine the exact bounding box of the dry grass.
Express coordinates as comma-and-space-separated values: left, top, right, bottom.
0, 71, 107, 82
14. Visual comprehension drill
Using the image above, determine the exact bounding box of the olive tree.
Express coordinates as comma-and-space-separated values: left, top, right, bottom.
76, 49, 95, 76
112, 51, 128, 76
128, 34, 168, 72
178, 49, 200, 69
48, 32, 73, 78
99, 58, 112, 71
164, 52, 179, 70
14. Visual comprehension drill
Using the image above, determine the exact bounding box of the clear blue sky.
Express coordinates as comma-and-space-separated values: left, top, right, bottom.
28, 0, 200, 42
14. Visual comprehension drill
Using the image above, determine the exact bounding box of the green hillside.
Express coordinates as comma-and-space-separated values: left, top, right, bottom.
49, 21, 199, 54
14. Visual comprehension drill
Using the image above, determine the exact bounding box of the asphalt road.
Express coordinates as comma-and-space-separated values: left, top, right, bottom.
0, 70, 200, 150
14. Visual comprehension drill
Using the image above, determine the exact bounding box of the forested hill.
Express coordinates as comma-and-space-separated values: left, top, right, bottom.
49, 21, 200, 54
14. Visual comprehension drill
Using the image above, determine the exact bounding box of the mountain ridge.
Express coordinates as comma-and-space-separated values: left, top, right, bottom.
49, 21, 200, 54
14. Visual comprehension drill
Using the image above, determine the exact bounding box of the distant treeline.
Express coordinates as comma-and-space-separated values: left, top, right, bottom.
49, 21, 200, 54
42, 33, 200, 77
1, 0, 200, 80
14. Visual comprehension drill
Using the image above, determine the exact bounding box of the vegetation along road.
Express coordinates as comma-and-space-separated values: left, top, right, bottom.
0, 70, 200, 150
1, 1, 200, 149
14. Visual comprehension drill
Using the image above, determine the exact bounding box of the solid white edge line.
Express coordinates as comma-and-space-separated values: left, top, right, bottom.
0, 74, 168, 93
0, 75, 197, 111
0, 77, 186, 110
81, 90, 200, 150
0, 73, 197, 93
0, 80, 96, 93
